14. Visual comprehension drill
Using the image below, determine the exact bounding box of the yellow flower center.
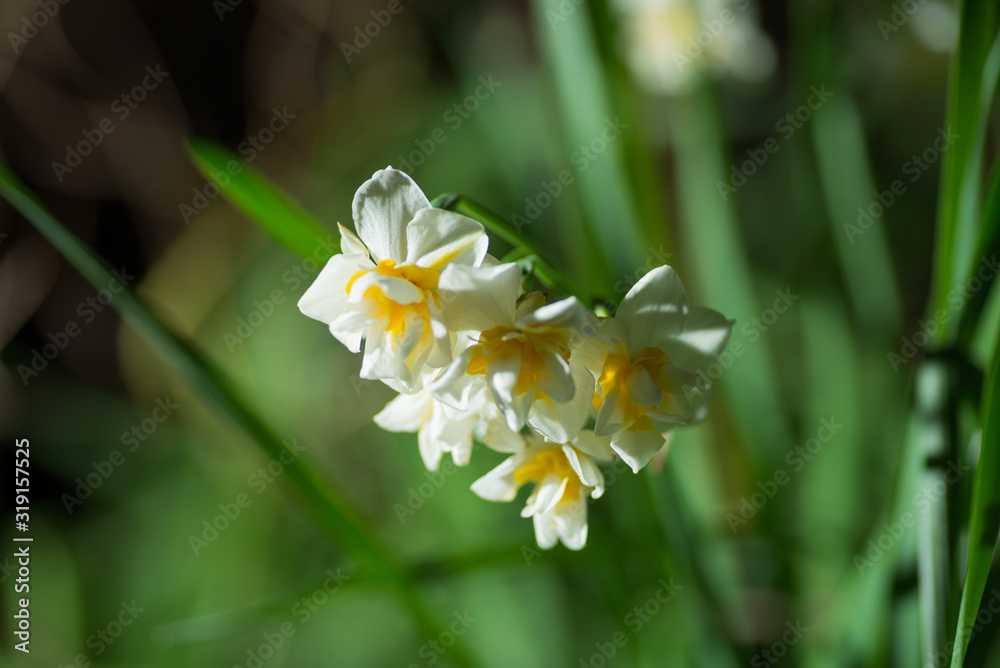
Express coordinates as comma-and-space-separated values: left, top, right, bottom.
465, 325, 572, 395
514, 448, 583, 503
346, 259, 440, 337
594, 345, 672, 432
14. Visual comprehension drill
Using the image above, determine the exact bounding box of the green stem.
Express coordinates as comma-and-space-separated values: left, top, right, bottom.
432, 193, 600, 307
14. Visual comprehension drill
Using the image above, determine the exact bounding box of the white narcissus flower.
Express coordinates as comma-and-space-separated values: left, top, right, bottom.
472, 431, 614, 550
430, 263, 606, 444
374, 376, 522, 471
593, 265, 732, 472
297, 167, 489, 391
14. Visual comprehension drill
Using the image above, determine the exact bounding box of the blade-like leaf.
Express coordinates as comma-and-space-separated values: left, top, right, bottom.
186, 137, 337, 259
950, 340, 1000, 668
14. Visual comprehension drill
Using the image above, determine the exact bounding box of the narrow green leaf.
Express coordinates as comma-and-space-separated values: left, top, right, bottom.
930, 6, 1000, 340
186, 137, 337, 259
950, 341, 1000, 668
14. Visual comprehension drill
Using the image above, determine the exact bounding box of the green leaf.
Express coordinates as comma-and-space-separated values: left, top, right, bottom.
930, 6, 1000, 341
186, 137, 336, 259
950, 340, 1000, 668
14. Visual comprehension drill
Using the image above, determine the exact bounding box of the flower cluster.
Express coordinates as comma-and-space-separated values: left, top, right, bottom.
298, 167, 733, 550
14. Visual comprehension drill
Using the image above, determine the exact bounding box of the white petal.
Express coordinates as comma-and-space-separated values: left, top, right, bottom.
430, 348, 480, 411
627, 366, 663, 408
616, 265, 689, 357
518, 296, 589, 331
664, 306, 734, 372
554, 498, 588, 550
533, 510, 559, 550
488, 347, 522, 406
611, 428, 667, 473
529, 358, 596, 443
338, 222, 369, 257
417, 426, 445, 472
348, 272, 423, 305
437, 263, 521, 332
571, 430, 617, 463
536, 350, 575, 403
373, 392, 431, 433
562, 445, 604, 496
525, 474, 567, 516
593, 387, 626, 437
405, 208, 488, 270
352, 167, 430, 263
298, 254, 374, 325
471, 453, 526, 502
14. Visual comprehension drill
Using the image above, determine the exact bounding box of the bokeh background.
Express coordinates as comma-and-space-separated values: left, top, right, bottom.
1, 0, 999, 666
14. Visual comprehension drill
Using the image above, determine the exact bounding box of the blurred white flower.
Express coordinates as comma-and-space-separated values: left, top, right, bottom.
430, 263, 606, 444
613, 0, 776, 95
297, 167, 489, 391
593, 266, 732, 472
472, 431, 615, 550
